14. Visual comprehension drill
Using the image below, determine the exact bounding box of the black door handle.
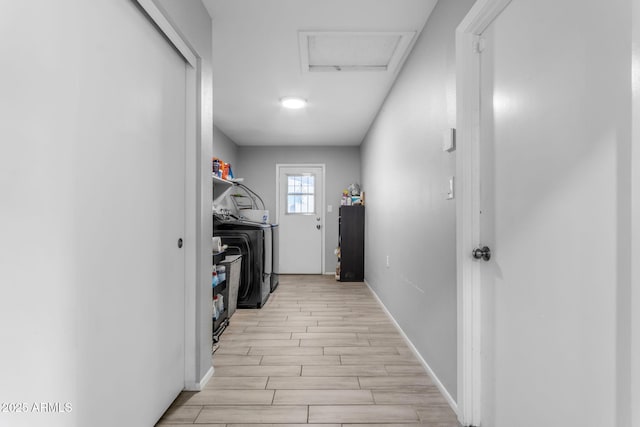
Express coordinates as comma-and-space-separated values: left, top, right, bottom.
472, 246, 491, 261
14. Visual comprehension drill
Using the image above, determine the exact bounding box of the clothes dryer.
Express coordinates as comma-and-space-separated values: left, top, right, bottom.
214, 217, 271, 308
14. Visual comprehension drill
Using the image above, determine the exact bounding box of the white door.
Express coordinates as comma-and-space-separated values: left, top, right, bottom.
73, 2, 186, 424
476, 1, 619, 425
0, 1, 187, 426
277, 165, 324, 274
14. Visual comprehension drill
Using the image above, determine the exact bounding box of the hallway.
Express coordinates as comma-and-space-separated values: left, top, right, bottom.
157, 275, 459, 426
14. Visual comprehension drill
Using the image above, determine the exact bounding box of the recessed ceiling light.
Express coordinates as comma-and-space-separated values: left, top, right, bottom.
280, 97, 307, 109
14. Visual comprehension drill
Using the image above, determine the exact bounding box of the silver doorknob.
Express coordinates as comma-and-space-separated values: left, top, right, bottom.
472, 246, 491, 261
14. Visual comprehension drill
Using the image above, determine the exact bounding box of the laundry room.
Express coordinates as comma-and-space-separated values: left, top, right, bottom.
189, 0, 463, 423
210, 142, 361, 330
204, 0, 461, 355
198, 0, 464, 423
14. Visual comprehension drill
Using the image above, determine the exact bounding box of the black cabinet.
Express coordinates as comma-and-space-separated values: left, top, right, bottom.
338, 206, 364, 282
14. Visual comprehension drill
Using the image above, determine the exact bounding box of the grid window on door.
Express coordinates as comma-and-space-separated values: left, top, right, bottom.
287, 174, 316, 214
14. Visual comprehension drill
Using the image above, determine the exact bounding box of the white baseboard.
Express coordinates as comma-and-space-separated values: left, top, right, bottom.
184, 366, 214, 391
364, 279, 459, 416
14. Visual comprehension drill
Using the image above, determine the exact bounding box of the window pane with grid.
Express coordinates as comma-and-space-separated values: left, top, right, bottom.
287, 175, 316, 214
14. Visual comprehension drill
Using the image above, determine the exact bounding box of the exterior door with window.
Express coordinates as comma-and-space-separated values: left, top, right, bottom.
277, 165, 324, 274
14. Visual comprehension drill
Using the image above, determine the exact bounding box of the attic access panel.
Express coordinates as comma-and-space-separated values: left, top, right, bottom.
299, 31, 416, 72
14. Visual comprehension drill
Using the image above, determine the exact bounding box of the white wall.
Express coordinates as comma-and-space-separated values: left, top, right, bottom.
236, 145, 361, 273
360, 0, 475, 401
0, 3, 79, 425
154, 0, 215, 385
213, 125, 239, 169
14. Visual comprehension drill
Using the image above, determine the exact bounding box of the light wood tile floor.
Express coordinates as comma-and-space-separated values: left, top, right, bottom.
157, 275, 460, 427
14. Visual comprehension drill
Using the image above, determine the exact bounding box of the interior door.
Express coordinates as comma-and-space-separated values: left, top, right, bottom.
0, 1, 187, 426
73, 2, 186, 425
477, 1, 618, 425
277, 165, 324, 274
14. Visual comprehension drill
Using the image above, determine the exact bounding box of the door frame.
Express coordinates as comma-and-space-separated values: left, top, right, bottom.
275, 163, 326, 274
133, 0, 209, 391
632, 1, 640, 424
455, 0, 512, 425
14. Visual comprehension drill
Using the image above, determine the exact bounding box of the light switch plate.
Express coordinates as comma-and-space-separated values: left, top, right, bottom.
443, 128, 456, 152
447, 176, 455, 200
327, 205, 333, 213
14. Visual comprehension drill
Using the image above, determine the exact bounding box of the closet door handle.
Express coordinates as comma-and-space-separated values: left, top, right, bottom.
316, 225, 321, 230
472, 246, 491, 261
177, 238, 184, 249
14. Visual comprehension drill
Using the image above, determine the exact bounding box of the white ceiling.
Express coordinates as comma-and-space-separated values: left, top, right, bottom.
202, 0, 438, 146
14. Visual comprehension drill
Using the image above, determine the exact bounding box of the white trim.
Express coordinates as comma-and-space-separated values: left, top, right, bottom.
455, 28, 482, 427
632, 0, 640, 423
364, 280, 458, 414
182, 62, 199, 392
456, 1, 512, 426
184, 366, 214, 392
458, 0, 513, 36
134, 0, 197, 67
275, 164, 326, 274
133, 0, 203, 393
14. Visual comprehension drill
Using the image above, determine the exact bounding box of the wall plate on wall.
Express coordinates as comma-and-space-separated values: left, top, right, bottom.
443, 128, 456, 152
447, 176, 455, 200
